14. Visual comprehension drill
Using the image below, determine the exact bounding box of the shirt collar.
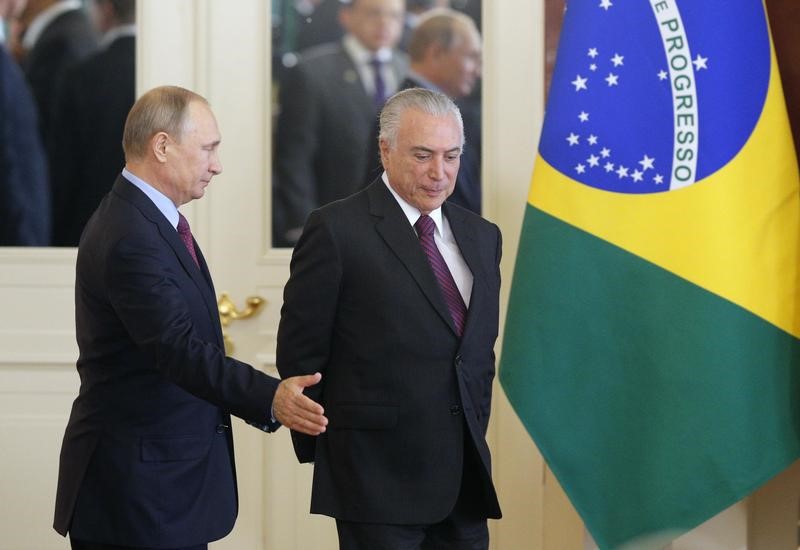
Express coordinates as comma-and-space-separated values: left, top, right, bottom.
343, 33, 392, 65
22, 0, 83, 50
122, 168, 180, 229
99, 23, 136, 50
381, 172, 444, 237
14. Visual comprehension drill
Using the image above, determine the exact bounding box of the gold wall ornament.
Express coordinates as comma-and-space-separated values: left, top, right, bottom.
217, 292, 266, 354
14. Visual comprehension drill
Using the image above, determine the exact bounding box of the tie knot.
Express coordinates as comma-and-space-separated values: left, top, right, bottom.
177, 213, 191, 236
370, 57, 383, 69
415, 215, 435, 237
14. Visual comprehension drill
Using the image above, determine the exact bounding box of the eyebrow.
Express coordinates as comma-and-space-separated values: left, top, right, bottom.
411, 146, 462, 154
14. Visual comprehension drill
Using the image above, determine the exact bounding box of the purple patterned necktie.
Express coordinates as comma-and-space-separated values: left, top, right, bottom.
415, 215, 467, 336
177, 213, 200, 268
369, 57, 387, 108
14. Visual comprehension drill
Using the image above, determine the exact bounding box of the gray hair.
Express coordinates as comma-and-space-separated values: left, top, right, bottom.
379, 87, 464, 150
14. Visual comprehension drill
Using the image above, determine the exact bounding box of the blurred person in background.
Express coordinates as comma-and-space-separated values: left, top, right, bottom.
273, 0, 408, 246
50, 0, 136, 246
0, 0, 50, 245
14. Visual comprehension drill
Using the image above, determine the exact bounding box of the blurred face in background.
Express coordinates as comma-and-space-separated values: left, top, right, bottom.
340, 0, 405, 52
433, 21, 481, 98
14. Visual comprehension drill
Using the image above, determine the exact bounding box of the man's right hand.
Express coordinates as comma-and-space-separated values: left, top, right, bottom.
273, 372, 328, 435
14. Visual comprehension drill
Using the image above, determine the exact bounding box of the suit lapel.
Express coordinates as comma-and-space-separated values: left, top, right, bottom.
113, 178, 222, 343
368, 181, 459, 335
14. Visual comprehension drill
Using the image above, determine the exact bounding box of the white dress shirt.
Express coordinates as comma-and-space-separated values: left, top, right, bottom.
383, 172, 473, 306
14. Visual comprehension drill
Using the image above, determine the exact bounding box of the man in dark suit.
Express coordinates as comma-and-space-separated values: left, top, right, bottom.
277, 88, 502, 549
366, 8, 483, 213
0, 24, 50, 245
50, 0, 136, 246
54, 86, 328, 550
273, 0, 408, 246
16, 0, 98, 142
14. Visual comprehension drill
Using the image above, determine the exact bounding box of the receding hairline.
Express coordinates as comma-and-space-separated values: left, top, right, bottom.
122, 86, 210, 162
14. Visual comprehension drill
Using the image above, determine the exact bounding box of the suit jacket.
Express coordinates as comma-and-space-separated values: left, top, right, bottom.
273, 41, 408, 243
276, 179, 502, 524
21, 7, 97, 143
0, 44, 50, 245
364, 75, 482, 214
50, 34, 136, 246
54, 176, 281, 546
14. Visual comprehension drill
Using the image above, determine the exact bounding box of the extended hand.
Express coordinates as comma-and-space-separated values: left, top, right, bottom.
273, 372, 327, 435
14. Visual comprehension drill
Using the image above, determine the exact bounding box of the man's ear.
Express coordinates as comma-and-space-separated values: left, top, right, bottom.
378, 138, 390, 168
152, 132, 169, 163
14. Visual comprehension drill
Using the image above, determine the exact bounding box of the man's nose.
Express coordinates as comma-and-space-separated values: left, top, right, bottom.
210, 153, 222, 175
428, 156, 445, 180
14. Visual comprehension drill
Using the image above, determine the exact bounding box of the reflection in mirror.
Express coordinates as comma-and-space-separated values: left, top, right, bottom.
0, 0, 136, 247
270, 0, 482, 248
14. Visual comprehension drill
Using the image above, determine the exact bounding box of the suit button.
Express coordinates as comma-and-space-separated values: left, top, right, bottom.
454, 354, 463, 368
216, 424, 229, 433
450, 405, 462, 415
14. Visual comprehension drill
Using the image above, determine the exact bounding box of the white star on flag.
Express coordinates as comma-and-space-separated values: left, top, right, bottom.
576, 164, 586, 174
572, 74, 588, 91
587, 155, 600, 167
631, 169, 644, 182
639, 154, 655, 171
600, 147, 611, 158
611, 53, 624, 67
567, 133, 580, 146
579, 111, 590, 122
588, 47, 599, 58
616, 165, 629, 178
590, 63, 598, 71
599, 0, 613, 10
587, 135, 599, 145
693, 54, 708, 71
654, 174, 664, 184
604, 162, 615, 172
658, 70, 668, 80
605, 73, 619, 86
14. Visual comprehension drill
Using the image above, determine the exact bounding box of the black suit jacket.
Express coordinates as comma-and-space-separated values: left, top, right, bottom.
54, 176, 281, 546
277, 179, 502, 524
0, 44, 50, 245
22, 7, 97, 143
50, 34, 136, 246
364, 76, 482, 214
273, 41, 408, 243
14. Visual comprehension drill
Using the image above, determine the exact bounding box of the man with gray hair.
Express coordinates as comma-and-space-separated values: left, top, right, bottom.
366, 8, 483, 213
278, 87, 502, 549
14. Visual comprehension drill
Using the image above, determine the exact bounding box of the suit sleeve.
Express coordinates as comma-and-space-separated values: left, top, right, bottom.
105, 232, 280, 428
276, 210, 343, 460
480, 224, 503, 433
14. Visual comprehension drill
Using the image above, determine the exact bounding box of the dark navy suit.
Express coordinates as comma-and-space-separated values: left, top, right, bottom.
54, 176, 280, 547
0, 44, 50, 246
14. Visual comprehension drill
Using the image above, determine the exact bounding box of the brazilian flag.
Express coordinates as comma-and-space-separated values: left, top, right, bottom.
499, 1, 800, 548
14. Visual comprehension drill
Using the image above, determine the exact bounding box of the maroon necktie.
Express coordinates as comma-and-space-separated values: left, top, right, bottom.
415, 215, 467, 336
369, 57, 387, 108
177, 213, 200, 268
